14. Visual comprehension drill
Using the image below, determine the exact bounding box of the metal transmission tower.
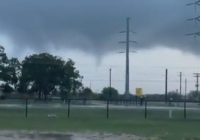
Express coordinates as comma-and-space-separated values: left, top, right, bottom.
119, 17, 136, 95
187, 1, 200, 101
186, 0, 200, 37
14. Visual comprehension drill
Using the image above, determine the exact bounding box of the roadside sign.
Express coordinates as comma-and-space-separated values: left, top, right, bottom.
136, 88, 143, 96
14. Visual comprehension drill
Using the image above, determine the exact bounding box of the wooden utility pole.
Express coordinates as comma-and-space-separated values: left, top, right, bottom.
165, 69, 168, 102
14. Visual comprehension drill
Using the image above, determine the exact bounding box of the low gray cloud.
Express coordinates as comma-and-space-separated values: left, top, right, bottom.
0, 0, 199, 56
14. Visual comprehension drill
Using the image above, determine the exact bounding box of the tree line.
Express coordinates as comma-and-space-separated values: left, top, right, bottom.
0, 46, 199, 101
0, 46, 122, 100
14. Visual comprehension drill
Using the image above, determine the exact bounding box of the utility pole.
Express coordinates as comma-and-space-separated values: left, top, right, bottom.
194, 73, 200, 94
107, 68, 112, 119
125, 18, 130, 96
184, 78, 187, 119
89, 80, 92, 89
179, 72, 182, 95
165, 69, 168, 103
120, 17, 136, 96
185, 78, 187, 99
109, 68, 112, 97
193, 73, 200, 103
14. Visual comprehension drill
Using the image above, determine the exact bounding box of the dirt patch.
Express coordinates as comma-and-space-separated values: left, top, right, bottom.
0, 131, 148, 140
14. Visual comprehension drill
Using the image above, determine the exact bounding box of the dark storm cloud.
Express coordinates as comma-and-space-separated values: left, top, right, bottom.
0, 0, 198, 55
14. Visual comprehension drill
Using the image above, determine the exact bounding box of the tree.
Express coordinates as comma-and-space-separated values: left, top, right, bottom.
188, 91, 200, 101
0, 46, 21, 93
19, 53, 82, 100
101, 87, 119, 100
0, 46, 8, 64
80, 87, 94, 99
167, 91, 182, 101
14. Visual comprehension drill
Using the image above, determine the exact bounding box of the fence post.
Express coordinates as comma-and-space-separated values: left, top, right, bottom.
106, 99, 109, 119
68, 99, 71, 118
136, 96, 138, 106
25, 98, 28, 118
184, 100, 186, 119
145, 100, 147, 119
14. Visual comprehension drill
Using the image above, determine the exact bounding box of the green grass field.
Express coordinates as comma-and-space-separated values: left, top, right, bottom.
0, 106, 200, 140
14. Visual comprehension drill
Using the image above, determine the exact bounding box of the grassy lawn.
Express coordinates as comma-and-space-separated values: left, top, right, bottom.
0, 107, 200, 140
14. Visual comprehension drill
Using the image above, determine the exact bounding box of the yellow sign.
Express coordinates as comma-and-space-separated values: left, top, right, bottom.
136, 88, 143, 96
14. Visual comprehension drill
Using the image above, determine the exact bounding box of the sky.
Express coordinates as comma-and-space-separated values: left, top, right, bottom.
0, 0, 200, 94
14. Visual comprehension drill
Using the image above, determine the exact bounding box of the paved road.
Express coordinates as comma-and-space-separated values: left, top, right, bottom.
0, 131, 146, 140
0, 103, 199, 111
